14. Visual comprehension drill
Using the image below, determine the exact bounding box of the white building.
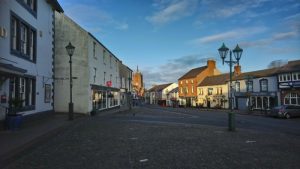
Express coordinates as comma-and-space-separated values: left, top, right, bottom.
0, 0, 63, 120
54, 12, 130, 115
232, 68, 279, 111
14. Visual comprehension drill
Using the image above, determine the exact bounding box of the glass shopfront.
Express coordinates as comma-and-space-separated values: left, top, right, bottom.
91, 85, 120, 111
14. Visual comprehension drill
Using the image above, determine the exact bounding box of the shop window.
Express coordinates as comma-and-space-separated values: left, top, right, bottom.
284, 93, 300, 105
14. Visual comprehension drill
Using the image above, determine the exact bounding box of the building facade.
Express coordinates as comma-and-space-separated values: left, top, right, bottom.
178, 60, 221, 107
277, 60, 300, 106
198, 74, 230, 109
0, 0, 63, 120
148, 83, 172, 105
132, 66, 144, 98
54, 13, 130, 115
119, 62, 133, 106
232, 68, 279, 111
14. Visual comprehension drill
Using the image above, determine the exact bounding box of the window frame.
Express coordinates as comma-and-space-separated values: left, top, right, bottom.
260, 79, 268, 92
16, 0, 37, 18
10, 12, 37, 63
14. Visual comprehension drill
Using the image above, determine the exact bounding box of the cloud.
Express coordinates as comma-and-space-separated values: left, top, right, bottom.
146, 0, 198, 26
141, 55, 218, 88
191, 27, 267, 44
240, 30, 300, 48
63, 4, 128, 32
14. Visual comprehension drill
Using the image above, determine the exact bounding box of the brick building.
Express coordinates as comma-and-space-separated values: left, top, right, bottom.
178, 60, 221, 107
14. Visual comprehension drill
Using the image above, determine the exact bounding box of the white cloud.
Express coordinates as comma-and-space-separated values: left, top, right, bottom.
191, 27, 267, 44
146, 0, 198, 26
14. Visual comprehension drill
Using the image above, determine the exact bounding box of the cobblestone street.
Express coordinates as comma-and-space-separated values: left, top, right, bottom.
3, 107, 300, 169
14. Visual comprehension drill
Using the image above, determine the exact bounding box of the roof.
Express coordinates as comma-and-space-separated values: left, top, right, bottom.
278, 60, 300, 73
148, 83, 172, 92
168, 87, 178, 93
198, 73, 229, 86
178, 66, 207, 80
233, 68, 279, 81
47, 0, 64, 12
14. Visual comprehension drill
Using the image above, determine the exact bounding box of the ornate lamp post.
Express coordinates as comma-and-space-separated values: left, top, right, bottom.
65, 42, 75, 120
218, 43, 243, 131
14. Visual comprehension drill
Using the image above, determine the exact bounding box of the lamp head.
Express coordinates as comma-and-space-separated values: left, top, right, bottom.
65, 42, 75, 57
233, 44, 243, 64
218, 43, 229, 65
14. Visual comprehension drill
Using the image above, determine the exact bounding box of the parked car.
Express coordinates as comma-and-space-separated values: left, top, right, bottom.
269, 105, 300, 119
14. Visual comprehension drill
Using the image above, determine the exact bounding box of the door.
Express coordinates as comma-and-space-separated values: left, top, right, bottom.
237, 98, 248, 110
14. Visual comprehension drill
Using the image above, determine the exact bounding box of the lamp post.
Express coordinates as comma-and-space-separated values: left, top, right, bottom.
65, 42, 75, 120
218, 43, 243, 131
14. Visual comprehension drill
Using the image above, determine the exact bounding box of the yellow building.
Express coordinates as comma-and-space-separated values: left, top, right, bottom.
132, 66, 145, 97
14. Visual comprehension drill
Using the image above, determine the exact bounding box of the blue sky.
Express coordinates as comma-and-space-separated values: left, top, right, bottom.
58, 0, 300, 88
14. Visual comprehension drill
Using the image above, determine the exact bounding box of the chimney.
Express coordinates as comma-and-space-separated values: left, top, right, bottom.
207, 60, 216, 70
234, 65, 241, 76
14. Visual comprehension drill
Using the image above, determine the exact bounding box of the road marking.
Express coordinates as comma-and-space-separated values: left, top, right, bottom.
139, 159, 148, 163
245, 140, 256, 143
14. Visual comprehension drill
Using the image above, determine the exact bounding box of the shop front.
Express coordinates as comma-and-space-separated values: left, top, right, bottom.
91, 85, 120, 111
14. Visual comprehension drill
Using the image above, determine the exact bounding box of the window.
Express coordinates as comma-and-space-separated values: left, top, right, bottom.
9, 77, 35, 111
260, 79, 268, 92
216, 87, 222, 95
103, 72, 106, 85
199, 88, 203, 95
11, 14, 36, 62
186, 80, 188, 84
93, 42, 96, 59
17, 0, 37, 17
287, 74, 291, 81
247, 81, 253, 92
191, 86, 194, 93
191, 80, 194, 84
284, 93, 300, 105
180, 87, 183, 94
180, 81, 183, 84
208, 88, 213, 95
103, 50, 106, 65
279, 75, 283, 82
283, 75, 286, 81
235, 82, 240, 92
292, 72, 300, 81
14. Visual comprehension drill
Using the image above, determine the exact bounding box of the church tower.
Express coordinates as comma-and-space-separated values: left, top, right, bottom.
132, 66, 145, 97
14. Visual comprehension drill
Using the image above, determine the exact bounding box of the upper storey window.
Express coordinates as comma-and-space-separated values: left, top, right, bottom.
17, 0, 37, 17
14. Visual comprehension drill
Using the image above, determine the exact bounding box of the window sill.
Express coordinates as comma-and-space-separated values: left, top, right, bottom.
11, 50, 36, 63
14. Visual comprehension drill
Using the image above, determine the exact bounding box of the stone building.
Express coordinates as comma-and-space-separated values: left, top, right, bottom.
54, 12, 131, 115
132, 66, 144, 98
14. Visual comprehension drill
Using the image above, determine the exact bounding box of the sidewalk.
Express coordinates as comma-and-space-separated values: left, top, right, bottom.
0, 105, 130, 167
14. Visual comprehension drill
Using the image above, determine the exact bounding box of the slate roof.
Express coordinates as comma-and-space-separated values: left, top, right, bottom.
198, 73, 229, 86
232, 68, 279, 81
278, 60, 300, 73
148, 83, 172, 92
168, 87, 178, 93
178, 66, 207, 80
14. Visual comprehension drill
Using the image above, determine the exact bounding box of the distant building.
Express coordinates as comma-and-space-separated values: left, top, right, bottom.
178, 60, 221, 107
132, 66, 144, 98
148, 83, 173, 105
277, 60, 300, 106
54, 12, 131, 115
0, 0, 63, 120
198, 73, 230, 109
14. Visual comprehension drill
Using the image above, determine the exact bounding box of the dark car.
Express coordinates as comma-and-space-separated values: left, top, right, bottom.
269, 105, 300, 119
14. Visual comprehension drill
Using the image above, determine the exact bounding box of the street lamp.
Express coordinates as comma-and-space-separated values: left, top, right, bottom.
218, 43, 243, 131
65, 42, 75, 120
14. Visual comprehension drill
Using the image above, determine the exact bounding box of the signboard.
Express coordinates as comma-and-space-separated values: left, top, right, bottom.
106, 81, 112, 87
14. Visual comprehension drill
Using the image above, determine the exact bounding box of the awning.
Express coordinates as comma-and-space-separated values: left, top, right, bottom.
0, 63, 27, 76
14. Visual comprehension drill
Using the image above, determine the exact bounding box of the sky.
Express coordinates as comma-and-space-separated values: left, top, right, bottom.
57, 0, 300, 88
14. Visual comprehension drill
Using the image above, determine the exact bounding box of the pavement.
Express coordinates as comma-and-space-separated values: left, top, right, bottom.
0, 105, 130, 168
1, 106, 300, 169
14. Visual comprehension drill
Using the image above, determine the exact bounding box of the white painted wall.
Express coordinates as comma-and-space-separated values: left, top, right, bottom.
162, 83, 178, 100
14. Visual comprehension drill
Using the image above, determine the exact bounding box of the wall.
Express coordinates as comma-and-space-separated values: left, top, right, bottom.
198, 84, 229, 108
54, 12, 90, 114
